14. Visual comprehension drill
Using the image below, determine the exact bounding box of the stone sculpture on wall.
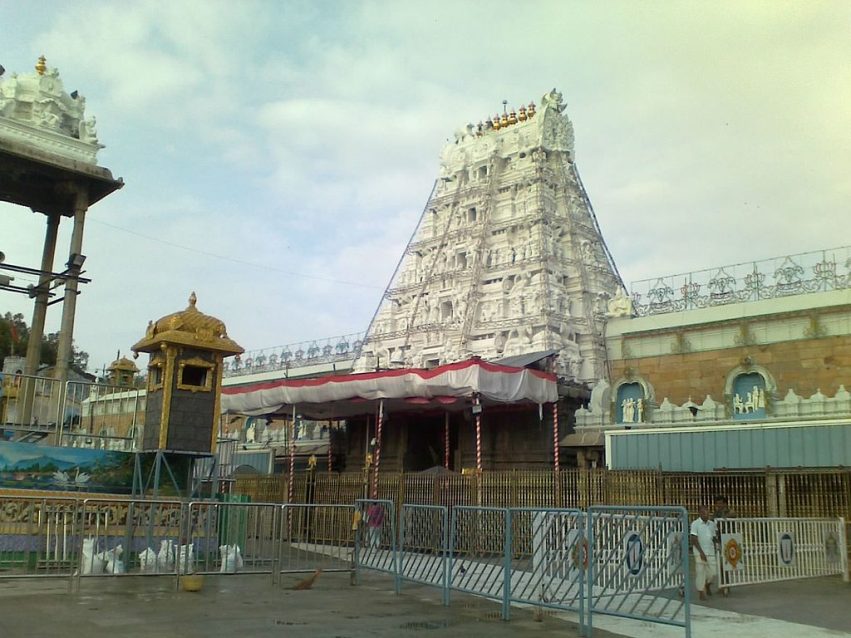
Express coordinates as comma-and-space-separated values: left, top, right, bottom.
0, 56, 104, 164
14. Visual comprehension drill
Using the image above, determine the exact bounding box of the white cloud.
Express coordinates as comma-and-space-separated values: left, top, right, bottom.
2, 0, 849, 368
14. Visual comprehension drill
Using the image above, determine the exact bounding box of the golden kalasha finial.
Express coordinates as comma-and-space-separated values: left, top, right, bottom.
508, 109, 517, 125
527, 101, 536, 118
492, 114, 501, 131
518, 105, 527, 122
189, 291, 197, 307
35, 55, 47, 76
500, 113, 509, 128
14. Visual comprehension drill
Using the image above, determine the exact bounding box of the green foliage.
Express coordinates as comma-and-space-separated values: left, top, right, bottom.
1, 311, 90, 370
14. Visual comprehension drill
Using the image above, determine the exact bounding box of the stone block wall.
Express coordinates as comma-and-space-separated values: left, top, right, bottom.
611, 334, 851, 406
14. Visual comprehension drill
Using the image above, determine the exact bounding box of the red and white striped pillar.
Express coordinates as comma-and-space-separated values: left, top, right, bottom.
288, 405, 297, 504
371, 400, 384, 498
327, 420, 333, 471
444, 412, 450, 469
474, 394, 482, 473
552, 402, 560, 473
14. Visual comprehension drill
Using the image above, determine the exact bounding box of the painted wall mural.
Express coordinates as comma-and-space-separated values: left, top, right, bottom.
0, 440, 134, 493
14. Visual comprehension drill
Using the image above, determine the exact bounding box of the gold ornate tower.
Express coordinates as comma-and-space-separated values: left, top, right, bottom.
132, 293, 243, 455
106, 353, 138, 387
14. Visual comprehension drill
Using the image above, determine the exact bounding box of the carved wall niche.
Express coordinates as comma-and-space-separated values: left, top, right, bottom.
611, 374, 656, 425
724, 361, 777, 420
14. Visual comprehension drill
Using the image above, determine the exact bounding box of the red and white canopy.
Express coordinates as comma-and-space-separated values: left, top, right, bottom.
221, 358, 557, 419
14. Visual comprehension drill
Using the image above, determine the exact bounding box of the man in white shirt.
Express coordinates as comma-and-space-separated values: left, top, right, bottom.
689, 505, 717, 600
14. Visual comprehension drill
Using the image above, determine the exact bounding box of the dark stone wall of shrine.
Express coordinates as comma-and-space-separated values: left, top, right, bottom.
341, 397, 580, 473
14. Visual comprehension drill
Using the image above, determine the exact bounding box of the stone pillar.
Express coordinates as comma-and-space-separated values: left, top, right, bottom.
24, 213, 60, 376
54, 187, 88, 392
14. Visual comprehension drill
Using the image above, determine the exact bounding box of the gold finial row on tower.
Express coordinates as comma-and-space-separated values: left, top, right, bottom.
35, 55, 47, 76
477, 101, 536, 135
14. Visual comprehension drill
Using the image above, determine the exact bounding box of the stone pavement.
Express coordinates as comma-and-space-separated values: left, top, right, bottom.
0, 572, 848, 638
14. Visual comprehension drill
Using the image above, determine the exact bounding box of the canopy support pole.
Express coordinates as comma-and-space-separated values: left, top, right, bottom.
552, 402, 560, 473
371, 400, 384, 498
288, 405, 296, 504
474, 394, 482, 474
444, 412, 450, 469
327, 420, 333, 471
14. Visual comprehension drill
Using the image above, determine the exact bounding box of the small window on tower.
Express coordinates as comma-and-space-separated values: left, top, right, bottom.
148, 364, 164, 391
468, 207, 477, 222
182, 366, 208, 387
177, 358, 215, 392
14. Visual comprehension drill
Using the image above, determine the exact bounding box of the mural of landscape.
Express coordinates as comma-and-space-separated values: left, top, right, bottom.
0, 440, 134, 493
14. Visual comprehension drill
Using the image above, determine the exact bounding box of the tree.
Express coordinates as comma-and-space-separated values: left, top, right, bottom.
1, 311, 90, 370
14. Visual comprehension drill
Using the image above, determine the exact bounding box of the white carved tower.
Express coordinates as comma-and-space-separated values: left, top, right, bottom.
355, 90, 623, 382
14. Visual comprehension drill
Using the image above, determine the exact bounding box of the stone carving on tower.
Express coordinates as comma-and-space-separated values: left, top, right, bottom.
0, 55, 103, 164
354, 89, 623, 383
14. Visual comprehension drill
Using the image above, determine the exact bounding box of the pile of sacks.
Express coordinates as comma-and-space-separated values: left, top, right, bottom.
219, 544, 243, 573
139, 540, 195, 574
80, 538, 125, 575
80, 539, 195, 574
80, 538, 243, 574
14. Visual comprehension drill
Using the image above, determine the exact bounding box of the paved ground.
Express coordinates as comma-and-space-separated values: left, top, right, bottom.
0, 572, 605, 638
0, 572, 849, 638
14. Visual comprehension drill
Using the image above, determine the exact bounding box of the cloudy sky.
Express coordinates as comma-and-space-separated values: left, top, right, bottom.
1, 0, 849, 373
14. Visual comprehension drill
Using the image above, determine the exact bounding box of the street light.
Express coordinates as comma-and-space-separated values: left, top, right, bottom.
66, 253, 86, 270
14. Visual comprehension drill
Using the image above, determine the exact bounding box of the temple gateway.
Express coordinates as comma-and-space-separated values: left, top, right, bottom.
354, 89, 622, 382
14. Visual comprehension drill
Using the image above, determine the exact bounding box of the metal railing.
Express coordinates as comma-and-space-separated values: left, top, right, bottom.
587, 506, 690, 637
278, 503, 356, 578
235, 469, 851, 522
630, 246, 851, 316
353, 499, 397, 586
1, 374, 143, 451
0, 373, 63, 434
66, 382, 144, 451
0, 495, 80, 585
398, 504, 449, 604
718, 516, 849, 588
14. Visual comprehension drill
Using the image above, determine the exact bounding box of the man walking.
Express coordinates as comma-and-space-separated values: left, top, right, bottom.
690, 505, 717, 600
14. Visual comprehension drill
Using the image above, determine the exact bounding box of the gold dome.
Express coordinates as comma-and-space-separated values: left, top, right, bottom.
132, 292, 243, 356
107, 355, 138, 373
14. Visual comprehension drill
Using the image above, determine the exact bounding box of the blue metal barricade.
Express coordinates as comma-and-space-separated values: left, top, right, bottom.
187, 501, 279, 580
449, 505, 510, 619
587, 505, 690, 638
278, 503, 356, 582
398, 504, 449, 604
353, 499, 397, 587
507, 507, 586, 626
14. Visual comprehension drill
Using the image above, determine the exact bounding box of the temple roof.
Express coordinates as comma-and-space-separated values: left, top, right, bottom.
132, 292, 243, 356
107, 355, 138, 373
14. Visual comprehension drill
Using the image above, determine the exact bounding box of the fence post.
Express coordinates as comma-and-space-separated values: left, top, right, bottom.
765, 471, 779, 517
511, 469, 518, 508
397, 472, 406, 520
502, 508, 512, 621
839, 517, 849, 583
777, 473, 788, 517
554, 469, 562, 509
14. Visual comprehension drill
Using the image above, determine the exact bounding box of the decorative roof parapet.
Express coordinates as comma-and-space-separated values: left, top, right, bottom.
629, 246, 851, 317
223, 331, 365, 377
0, 56, 103, 164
